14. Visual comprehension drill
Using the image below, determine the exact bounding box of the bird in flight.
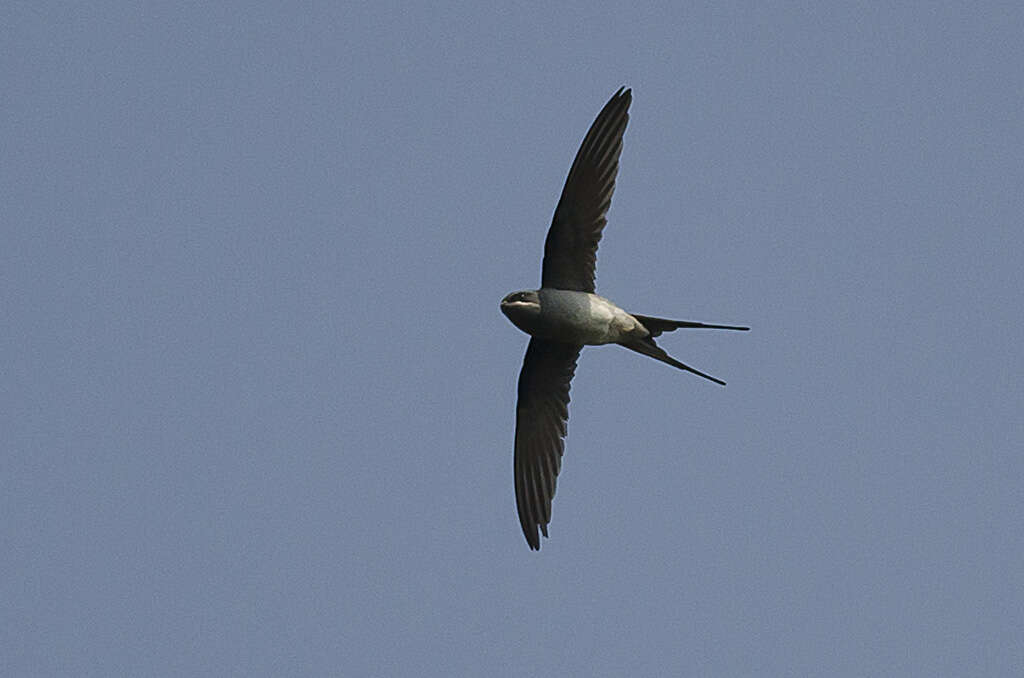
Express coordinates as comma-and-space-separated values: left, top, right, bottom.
501, 87, 748, 550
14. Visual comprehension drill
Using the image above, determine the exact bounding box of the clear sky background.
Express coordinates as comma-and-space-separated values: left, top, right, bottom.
4, 3, 1023, 676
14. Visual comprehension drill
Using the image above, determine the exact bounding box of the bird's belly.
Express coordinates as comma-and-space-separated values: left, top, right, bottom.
535, 290, 640, 345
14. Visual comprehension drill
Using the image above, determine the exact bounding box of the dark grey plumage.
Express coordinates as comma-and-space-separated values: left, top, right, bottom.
541, 87, 631, 293
513, 89, 632, 550
514, 339, 581, 550
505, 87, 747, 551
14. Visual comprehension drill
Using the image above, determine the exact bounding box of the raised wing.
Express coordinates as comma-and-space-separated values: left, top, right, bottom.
513, 338, 582, 550
541, 87, 632, 292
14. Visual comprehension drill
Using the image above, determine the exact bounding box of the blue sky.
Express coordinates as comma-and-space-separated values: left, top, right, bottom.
3, 3, 1023, 676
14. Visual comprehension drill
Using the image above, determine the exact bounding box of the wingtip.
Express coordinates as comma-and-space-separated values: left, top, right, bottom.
609, 87, 632, 116
520, 515, 543, 550
521, 520, 548, 551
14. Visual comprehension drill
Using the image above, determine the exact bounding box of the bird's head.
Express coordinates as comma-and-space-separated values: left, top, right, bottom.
500, 290, 541, 332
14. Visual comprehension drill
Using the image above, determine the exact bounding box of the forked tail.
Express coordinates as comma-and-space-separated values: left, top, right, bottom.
619, 336, 729, 386
632, 314, 749, 337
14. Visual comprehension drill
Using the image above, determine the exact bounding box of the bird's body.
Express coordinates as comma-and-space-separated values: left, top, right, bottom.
502, 87, 748, 550
502, 289, 645, 346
